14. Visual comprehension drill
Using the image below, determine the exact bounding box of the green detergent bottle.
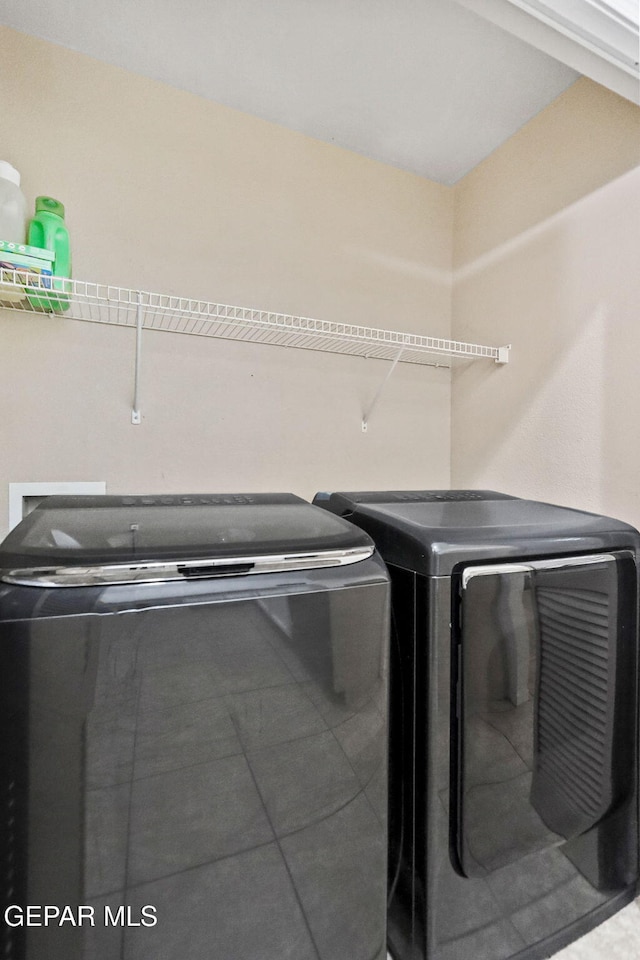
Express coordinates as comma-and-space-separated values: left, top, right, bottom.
26, 196, 71, 311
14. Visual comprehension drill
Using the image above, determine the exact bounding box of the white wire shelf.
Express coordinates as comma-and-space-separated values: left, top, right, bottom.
1, 271, 510, 427
0, 272, 510, 366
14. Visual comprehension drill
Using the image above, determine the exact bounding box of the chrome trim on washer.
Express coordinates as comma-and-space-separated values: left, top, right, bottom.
0, 545, 375, 587
461, 553, 616, 589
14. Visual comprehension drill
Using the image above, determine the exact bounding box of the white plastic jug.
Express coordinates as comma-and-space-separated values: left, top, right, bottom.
0, 161, 27, 243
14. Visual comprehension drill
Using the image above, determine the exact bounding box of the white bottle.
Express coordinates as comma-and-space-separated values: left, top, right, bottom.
0, 161, 27, 243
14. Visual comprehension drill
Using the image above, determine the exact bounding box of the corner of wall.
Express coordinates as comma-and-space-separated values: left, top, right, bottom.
449, 76, 640, 516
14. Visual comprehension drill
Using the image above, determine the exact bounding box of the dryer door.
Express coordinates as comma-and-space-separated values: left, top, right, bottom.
454, 553, 631, 879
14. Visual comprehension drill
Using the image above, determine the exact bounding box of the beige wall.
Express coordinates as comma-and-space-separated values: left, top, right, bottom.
0, 27, 453, 539
451, 78, 640, 528
4, 29, 639, 542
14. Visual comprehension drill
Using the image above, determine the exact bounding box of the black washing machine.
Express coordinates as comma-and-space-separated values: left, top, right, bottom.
314, 489, 639, 960
0, 493, 390, 960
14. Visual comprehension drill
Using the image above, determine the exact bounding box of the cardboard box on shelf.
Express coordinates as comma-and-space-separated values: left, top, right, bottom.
0, 250, 53, 304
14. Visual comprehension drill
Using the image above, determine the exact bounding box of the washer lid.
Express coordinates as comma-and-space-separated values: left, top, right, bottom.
0, 493, 374, 572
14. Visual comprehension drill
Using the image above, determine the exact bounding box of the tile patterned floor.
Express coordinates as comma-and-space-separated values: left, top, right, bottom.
552, 899, 640, 959
387, 898, 640, 960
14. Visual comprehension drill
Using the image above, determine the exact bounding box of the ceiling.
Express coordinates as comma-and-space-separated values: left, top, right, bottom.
1, 0, 580, 184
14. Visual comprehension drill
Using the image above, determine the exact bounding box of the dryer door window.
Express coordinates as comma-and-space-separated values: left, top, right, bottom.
453, 553, 627, 879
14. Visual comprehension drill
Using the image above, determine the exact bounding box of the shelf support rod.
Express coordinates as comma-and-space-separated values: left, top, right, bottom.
362, 347, 405, 433
131, 292, 143, 425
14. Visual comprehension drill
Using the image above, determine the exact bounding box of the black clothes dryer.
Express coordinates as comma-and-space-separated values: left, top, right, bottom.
313, 489, 639, 960
0, 493, 390, 960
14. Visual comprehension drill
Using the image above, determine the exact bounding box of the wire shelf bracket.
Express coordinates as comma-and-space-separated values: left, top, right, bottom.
132, 292, 143, 425
363, 347, 406, 432
0, 272, 511, 425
